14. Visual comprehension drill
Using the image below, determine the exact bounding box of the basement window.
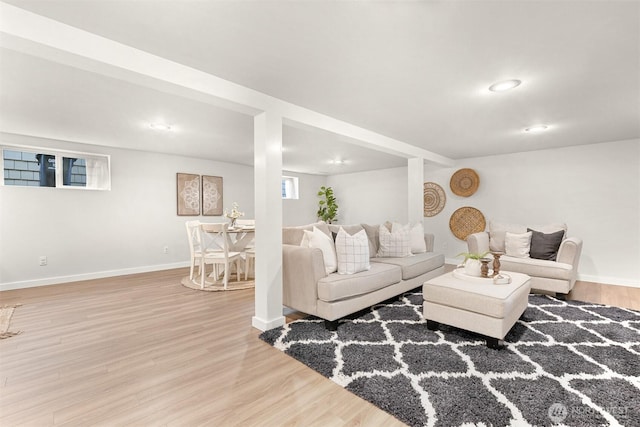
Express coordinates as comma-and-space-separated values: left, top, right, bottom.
1, 146, 111, 190
282, 176, 299, 199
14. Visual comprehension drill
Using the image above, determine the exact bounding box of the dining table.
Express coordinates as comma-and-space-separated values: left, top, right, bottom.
199, 222, 255, 253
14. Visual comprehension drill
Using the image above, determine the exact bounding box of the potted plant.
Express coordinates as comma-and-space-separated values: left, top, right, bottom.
317, 186, 338, 224
456, 251, 490, 277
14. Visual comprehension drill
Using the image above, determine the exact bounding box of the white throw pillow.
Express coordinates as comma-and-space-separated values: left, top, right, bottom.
377, 223, 412, 258
335, 227, 370, 275
302, 226, 337, 274
409, 222, 427, 254
505, 231, 532, 258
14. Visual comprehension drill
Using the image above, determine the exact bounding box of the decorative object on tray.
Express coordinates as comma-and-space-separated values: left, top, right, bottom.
491, 251, 504, 276
224, 202, 244, 228
449, 206, 486, 240
450, 168, 480, 197
480, 258, 491, 277
456, 251, 489, 277
202, 175, 223, 216
423, 182, 446, 217
493, 273, 512, 285
452, 268, 495, 283
176, 173, 200, 216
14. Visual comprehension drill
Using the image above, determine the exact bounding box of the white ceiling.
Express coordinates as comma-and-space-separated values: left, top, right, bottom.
1, 1, 638, 174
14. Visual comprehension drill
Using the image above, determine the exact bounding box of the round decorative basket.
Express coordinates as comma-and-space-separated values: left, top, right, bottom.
450, 168, 480, 197
423, 182, 446, 217
449, 206, 486, 240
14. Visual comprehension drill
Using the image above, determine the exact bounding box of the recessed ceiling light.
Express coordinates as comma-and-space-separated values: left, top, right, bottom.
489, 79, 522, 92
524, 125, 548, 133
149, 122, 172, 131
330, 159, 346, 165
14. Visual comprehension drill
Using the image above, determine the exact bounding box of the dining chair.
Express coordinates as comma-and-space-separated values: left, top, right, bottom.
235, 219, 255, 280
198, 223, 243, 290
244, 248, 255, 280
185, 220, 205, 283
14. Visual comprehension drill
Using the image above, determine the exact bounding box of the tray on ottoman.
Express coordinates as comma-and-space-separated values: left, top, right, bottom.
422, 270, 531, 349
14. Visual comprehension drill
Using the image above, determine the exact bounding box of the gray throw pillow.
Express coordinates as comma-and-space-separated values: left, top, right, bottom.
528, 228, 565, 261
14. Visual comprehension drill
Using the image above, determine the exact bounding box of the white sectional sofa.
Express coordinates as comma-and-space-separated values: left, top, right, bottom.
282, 221, 445, 329
467, 221, 583, 299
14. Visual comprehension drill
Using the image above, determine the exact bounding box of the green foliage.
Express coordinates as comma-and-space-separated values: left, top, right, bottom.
317, 186, 338, 224
456, 251, 490, 263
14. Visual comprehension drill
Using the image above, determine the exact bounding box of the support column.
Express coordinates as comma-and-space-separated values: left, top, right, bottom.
408, 158, 424, 225
252, 111, 285, 331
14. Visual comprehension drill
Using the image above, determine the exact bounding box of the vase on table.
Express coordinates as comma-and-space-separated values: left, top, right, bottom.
230, 218, 237, 228
464, 259, 482, 277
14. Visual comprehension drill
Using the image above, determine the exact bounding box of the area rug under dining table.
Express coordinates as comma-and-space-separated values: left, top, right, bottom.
260, 292, 640, 427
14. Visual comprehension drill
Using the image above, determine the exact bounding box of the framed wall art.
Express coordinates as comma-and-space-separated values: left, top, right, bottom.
202, 175, 223, 216
176, 173, 201, 216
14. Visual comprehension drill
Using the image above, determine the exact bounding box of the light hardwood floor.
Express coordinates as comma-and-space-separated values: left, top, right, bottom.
1, 268, 638, 426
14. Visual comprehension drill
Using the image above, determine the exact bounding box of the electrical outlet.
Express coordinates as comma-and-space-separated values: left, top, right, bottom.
163, 246, 169, 254
39, 256, 47, 266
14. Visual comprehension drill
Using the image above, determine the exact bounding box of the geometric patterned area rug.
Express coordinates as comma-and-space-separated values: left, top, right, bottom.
260, 292, 640, 427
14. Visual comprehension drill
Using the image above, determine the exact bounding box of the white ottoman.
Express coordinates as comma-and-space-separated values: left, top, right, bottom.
422, 271, 531, 349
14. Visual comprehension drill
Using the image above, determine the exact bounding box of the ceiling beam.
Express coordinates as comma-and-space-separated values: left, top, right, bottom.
0, 2, 454, 167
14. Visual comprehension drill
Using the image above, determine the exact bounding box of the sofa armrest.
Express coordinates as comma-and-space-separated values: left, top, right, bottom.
282, 244, 327, 316
467, 232, 490, 254
556, 237, 583, 268
424, 233, 435, 252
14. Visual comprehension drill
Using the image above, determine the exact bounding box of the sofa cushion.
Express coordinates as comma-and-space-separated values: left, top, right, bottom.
335, 227, 370, 275
328, 223, 364, 237
283, 221, 331, 245
528, 228, 565, 261
505, 231, 532, 258
361, 224, 380, 257
377, 223, 412, 257
371, 252, 445, 280
410, 223, 427, 254
317, 262, 402, 302
489, 221, 567, 252
501, 256, 573, 280
302, 226, 337, 274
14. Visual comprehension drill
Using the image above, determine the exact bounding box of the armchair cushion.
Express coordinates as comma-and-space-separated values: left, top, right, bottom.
489, 221, 566, 252
528, 228, 565, 261
505, 231, 532, 258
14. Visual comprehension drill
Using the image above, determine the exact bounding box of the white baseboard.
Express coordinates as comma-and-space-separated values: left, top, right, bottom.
0, 262, 190, 292
577, 274, 639, 288
252, 315, 285, 331
4, 260, 637, 292
444, 258, 639, 288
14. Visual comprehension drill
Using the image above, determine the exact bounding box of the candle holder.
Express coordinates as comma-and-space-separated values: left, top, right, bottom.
491, 252, 504, 277
480, 258, 491, 278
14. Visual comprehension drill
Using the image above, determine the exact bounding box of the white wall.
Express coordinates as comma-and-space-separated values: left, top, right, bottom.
282, 171, 327, 226
327, 139, 640, 287
0, 134, 329, 290
327, 167, 409, 225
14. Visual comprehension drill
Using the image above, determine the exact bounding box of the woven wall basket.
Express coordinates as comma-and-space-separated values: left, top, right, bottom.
449, 206, 486, 240
450, 168, 480, 197
423, 182, 446, 217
